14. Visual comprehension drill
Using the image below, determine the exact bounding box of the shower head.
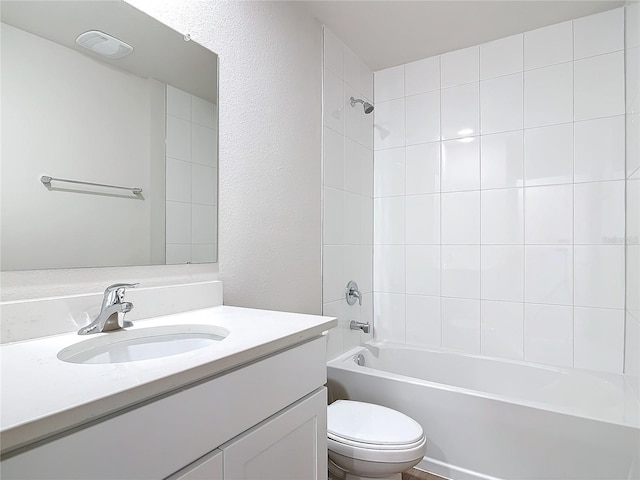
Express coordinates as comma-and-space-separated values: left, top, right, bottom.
350, 97, 374, 114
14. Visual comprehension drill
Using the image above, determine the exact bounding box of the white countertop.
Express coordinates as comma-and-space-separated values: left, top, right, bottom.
0, 305, 337, 454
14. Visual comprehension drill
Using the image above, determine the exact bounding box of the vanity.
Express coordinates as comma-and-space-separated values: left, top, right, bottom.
1, 297, 336, 479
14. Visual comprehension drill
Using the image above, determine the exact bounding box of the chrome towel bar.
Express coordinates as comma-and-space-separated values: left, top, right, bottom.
40, 175, 142, 194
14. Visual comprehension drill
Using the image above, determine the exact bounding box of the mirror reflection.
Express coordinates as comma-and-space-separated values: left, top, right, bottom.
1, 0, 218, 270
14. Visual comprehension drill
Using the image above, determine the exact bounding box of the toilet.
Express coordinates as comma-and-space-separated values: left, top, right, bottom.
327, 400, 427, 480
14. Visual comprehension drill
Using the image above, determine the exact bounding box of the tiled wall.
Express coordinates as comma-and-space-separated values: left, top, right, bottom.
373, 8, 628, 373
322, 28, 375, 359
625, 1, 640, 395
165, 85, 218, 264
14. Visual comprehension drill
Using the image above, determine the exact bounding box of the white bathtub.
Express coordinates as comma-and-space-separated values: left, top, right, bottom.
327, 342, 640, 480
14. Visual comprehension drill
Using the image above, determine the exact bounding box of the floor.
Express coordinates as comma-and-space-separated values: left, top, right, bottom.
329, 468, 447, 480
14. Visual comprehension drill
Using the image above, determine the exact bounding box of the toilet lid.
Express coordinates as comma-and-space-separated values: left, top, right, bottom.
327, 400, 424, 446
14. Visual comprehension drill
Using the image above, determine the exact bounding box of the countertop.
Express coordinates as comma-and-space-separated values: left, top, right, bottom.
0, 305, 337, 454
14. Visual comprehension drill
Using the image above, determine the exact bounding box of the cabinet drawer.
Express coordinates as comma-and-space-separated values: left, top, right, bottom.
1, 337, 327, 479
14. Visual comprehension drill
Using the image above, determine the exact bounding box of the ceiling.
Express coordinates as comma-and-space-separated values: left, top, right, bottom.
303, 0, 626, 71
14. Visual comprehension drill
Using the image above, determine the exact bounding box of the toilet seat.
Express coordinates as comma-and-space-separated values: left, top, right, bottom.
327, 400, 426, 463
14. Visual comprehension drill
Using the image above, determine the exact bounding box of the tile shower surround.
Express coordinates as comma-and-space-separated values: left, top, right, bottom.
372, 8, 628, 373
322, 27, 375, 359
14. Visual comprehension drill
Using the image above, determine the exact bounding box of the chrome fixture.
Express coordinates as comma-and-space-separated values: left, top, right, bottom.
78, 283, 139, 335
41, 175, 143, 195
350, 321, 370, 334
345, 280, 362, 306
355, 353, 365, 366
350, 96, 374, 114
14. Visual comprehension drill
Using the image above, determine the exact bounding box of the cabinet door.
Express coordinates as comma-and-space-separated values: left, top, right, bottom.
221, 388, 327, 480
166, 449, 223, 480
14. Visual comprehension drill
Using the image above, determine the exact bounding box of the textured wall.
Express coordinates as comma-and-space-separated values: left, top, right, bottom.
2, 1, 323, 315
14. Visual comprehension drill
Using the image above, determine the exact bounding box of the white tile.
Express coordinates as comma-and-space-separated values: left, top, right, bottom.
441, 137, 480, 192
524, 21, 573, 70
441, 245, 480, 299
374, 293, 406, 343
323, 303, 344, 359
323, 28, 344, 78
480, 131, 524, 189
405, 56, 440, 96
344, 47, 364, 93
441, 46, 479, 88
574, 307, 624, 373
628, 2, 640, 49
324, 187, 344, 245
191, 164, 216, 206
406, 295, 441, 347
627, 114, 640, 177
481, 300, 524, 360
405, 194, 440, 245
574, 245, 625, 309
361, 149, 374, 198
480, 73, 523, 134
627, 47, 640, 114
166, 244, 191, 265
441, 83, 480, 140
167, 85, 191, 120
166, 201, 191, 244
345, 139, 364, 194
481, 188, 524, 244
343, 245, 363, 294
345, 85, 368, 145
574, 115, 625, 182
574, 51, 624, 121
441, 191, 480, 244
625, 313, 640, 379
481, 245, 524, 302
524, 303, 573, 367
192, 124, 216, 166
191, 244, 215, 263
323, 126, 344, 189
166, 158, 191, 203
628, 177, 640, 243
525, 185, 573, 244
524, 63, 573, 128
374, 245, 405, 294
627, 246, 640, 321
360, 104, 374, 149
441, 297, 481, 353
191, 96, 216, 128
405, 91, 440, 145
374, 98, 405, 150
323, 68, 344, 134
406, 142, 440, 195
374, 147, 405, 197
480, 34, 523, 80
524, 123, 573, 186
374, 197, 405, 244
361, 195, 374, 245
192, 204, 215, 244
406, 245, 440, 296
375, 65, 404, 102
525, 246, 573, 305
574, 181, 625, 244
573, 8, 624, 60
323, 246, 344, 303
166, 115, 191, 162
343, 191, 362, 245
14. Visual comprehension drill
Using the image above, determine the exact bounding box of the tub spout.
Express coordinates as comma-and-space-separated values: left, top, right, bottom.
350, 321, 370, 334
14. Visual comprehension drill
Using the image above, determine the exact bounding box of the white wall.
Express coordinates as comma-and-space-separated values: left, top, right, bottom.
1, 23, 157, 270
322, 28, 374, 359
625, 1, 640, 395
373, 8, 628, 373
1, 1, 323, 317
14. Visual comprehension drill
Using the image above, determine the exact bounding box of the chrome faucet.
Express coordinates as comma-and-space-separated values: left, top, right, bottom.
346, 281, 362, 306
78, 283, 139, 335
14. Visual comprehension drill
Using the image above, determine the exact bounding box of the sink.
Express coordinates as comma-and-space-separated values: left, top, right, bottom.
57, 324, 230, 364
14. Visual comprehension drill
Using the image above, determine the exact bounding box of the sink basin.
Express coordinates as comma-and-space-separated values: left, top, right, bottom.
57, 324, 230, 364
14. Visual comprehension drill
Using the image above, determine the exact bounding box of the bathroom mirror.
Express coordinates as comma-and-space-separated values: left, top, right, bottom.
0, 0, 218, 270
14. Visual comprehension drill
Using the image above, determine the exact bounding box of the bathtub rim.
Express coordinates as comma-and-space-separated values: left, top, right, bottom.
327, 341, 640, 430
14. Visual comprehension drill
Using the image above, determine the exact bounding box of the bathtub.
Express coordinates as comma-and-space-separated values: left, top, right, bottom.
327, 342, 640, 480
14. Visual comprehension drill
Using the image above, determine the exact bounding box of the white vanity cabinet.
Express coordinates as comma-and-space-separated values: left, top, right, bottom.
1, 336, 328, 480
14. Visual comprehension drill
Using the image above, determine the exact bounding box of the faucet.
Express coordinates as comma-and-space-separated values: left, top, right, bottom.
78, 283, 139, 335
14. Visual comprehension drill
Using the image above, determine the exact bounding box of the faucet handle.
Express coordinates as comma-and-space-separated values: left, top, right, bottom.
103, 283, 139, 306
